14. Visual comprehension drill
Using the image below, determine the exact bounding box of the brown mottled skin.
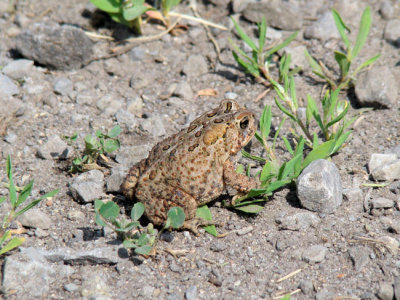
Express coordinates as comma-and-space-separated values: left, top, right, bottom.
121, 100, 258, 231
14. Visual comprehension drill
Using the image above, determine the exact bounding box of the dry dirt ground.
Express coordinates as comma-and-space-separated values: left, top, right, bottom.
0, 0, 400, 299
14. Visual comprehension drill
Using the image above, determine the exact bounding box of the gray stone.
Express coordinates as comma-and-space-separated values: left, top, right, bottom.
96, 95, 124, 116
371, 197, 394, 209
372, 160, 400, 181
37, 134, 73, 160
232, 0, 249, 13
43, 246, 119, 265
140, 115, 167, 137
355, 66, 398, 108
2, 59, 34, 79
304, 11, 340, 41
75, 93, 92, 105
224, 92, 238, 100
115, 145, 152, 166
389, 181, 400, 195
315, 289, 335, 300
18, 208, 52, 229
384, 19, 400, 46
64, 283, 79, 292
127, 97, 143, 117
302, 245, 328, 263
69, 170, 104, 203
298, 279, 314, 295
297, 159, 343, 214
0, 74, 19, 97
15, 22, 93, 70
173, 81, 193, 100
129, 47, 146, 61
283, 45, 309, 69
185, 286, 198, 300
380, 1, 394, 19
242, 0, 303, 30
369, 153, 397, 172
53, 76, 73, 96
348, 246, 370, 271
4, 132, 17, 144
182, 54, 208, 77
266, 27, 283, 41
275, 212, 320, 231
80, 274, 110, 297
236, 225, 254, 236
394, 277, 400, 300
106, 165, 127, 192
67, 210, 85, 221
343, 187, 363, 202
210, 241, 227, 252
115, 109, 137, 131
141, 285, 155, 298
387, 144, 400, 158
129, 74, 150, 90
377, 282, 394, 300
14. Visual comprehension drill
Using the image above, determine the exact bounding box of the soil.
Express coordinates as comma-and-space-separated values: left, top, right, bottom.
0, 0, 399, 299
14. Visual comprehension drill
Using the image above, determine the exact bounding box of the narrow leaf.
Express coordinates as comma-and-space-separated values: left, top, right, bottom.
332, 9, 351, 49
260, 105, 272, 140
16, 180, 34, 207
274, 97, 296, 122
0, 237, 24, 255
331, 131, 352, 154
265, 31, 298, 57
282, 137, 294, 155
304, 49, 324, 75
352, 7, 371, 60
231, 17, 258, 52
258, 17, 267, 55
334, 51, 350, 78
353, 54, 381, 75
302, 140, 335, 169
326, 101, 349, 128
6, 155, 17, 207
234, 204, 264, 214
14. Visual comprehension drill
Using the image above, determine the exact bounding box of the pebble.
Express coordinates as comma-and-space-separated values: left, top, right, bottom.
380, 1, 394, 19
80, 274, 110, 297
67, 210, 85, 221
348, 246, 370, 271
0, 73, 19, 97
15, 22, 93, 70
2, 59, 34, 79
377, 282, 394, 300
355, 66, 398, 108
69, 170, 104, 203
127, 97, 143, 117
106, 165, 127, 192
53, 76, 73, 96
182, 54, 208, 78
35, 228, 49, 238
4, 132, 17, 144
384, 19, 400, 46
169, 262, 181, 273
297, 159, 343, 214
36, 134, 73, 160
172, 81, 193, 100
210, 241, 227, 252
369, 153, 397, 172
115, 145, 152, 166
389, 182, 400, 195
185, 286, 198, 300
298, 279, 314, 295
115, 110, 137, 132
304, 11, 340, 41
18, 208, 52, 229
302, 245, 328, 263
129, 74, 150, 90
224, 92, 238, 100
369, 153, 400, 181
140, 114, 167, 137
275, 212, 320, 231
242, 0, 303, 30
282, 45, 309, 70
129, 47, 146, 61
343, 187, 363, 203
96, 95, 124, 116
371, 198, 394, 209
160, 231, 174, 243
236, 225, 253, 236
394, 277, 400, 300
64, 283, 79, 292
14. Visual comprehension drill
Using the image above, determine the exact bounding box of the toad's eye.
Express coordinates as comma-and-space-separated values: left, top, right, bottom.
224, 101, 232, 113
240, 117, 249, 129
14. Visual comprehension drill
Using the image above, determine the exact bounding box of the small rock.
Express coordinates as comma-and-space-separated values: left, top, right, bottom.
140, 115, 166, 137
182, 54, 208, 77
80, 274, 110, 297
377, 282, 394, 300
106, 165, 127, 192
242, 0, 303, 30
115, 145, 152, 166
232, 0, 250, 13
372, 160, 400, 181
115, 110, 137, 131
348, 246, 370, 271
343, 187, 363, 202
2, 59, 34, 79
302, 245, 328, 263
185, 286, 198, 300
304, 11, 340, 41
64, 283, 79, 292
172, 81, 193, 100
127, 97, 143, 117
297, 159, 343, 214
129, 74, 150, 90
96, 95, 124, 116
394, 277, 400, 300
380, 1, 394, 19
389, 182, 400, 195
160, 231, 174, 243
169, 262, 181, 273
75, 93, 92, 105
371, 197, 394, 209
67, 210, 85, 221
0, 74, 19, 97
384, 19, 400, 46
69, 170, 104, 203
275, 212, 320, 231
15, 22, 93, 70
18, 208, 52, 229
53, 77, 73, 96
35, 228, 49, 238
355, 66, 398, 108
236, 225, 253, 236
378, 236, 399, 255
224, 92, 238, 100
129, 47, 146, 61
282, 45, 309, 70
298, 279, 314, 295
36, 135, 73, 160
369, 153, 397, 173
210, 241, 227, 252
4, 133, 17, 144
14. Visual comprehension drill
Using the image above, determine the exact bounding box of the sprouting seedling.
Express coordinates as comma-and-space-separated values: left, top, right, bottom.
229, 16, 299, 86
305, 7, 380, 90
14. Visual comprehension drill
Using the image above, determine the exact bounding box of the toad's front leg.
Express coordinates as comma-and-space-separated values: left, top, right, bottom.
223, 159, 259, 193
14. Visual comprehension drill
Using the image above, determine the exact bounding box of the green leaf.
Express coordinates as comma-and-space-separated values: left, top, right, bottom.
107, 125, 121, 138
353, 54, 380, 75
306, 95, 324, 132
0, 230, 11, 246
166, 207, 185, 229
234, 204, 264, 214
232, 51, 260, 77
289, 76, 298, 110
265, 31, 298, 57
274, 97, 296, 122
236, 164, 244, 174
332, 9, 351, 49
84, 134, 98, 151
304, 50, 327, 80
16, 180, 34, 207
326, 88, 340, 120
123, 4, 148, 21
15, 189, 59, 217
352, 7, 371, 60
0, 196, 6, 206
115, 221, 140, 232
104, 139, 120, 153
90, 0, 120, 13
231, 17, 258, 52
312, 132, 319, 149
258, 17, 267, 55
241, 149, 266, 162
334, 51, 350, 78
196, 206, 217, 237
99, 201, 120, 221
94, 199, 104, 211
278, 153, 302, 181
122, 239, 137, 248
326, 101, 349, 128
302, 140, 335, 169
6, 155, 17, 208
131, 202, 145, 221
163, 0, 180, 13
0, 237, 24, 255
134, 245, 152, 255
136, 232, 149, 246
243, 188, 270, 199
282, 137, 293, 155
95, 212, 107, 227
260, 105, 272, 140
331, 130, 352, 154
279, 294, 291, 300
265, 180, 288, 194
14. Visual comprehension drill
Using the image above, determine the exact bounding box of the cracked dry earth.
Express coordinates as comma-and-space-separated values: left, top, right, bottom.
0, 0, 400, 299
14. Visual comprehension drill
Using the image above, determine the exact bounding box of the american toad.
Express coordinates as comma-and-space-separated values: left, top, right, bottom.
121, 100, 258, 231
